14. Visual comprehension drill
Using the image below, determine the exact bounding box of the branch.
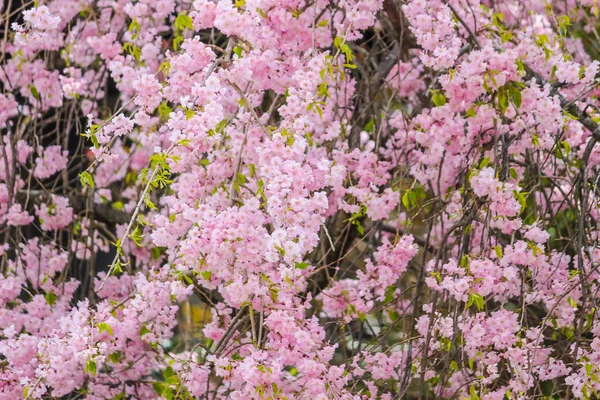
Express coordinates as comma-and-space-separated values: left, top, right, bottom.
16, 190, 130, 225
524, 65, 600, 141
380, 222, 436, 254
99, 157, 165, 290
348, 1, 416, 150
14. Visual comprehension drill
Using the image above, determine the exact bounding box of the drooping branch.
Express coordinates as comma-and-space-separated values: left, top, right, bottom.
16, 190, 130, 225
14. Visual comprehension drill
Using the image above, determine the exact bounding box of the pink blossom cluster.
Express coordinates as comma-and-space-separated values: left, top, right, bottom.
1, 0, 600, 399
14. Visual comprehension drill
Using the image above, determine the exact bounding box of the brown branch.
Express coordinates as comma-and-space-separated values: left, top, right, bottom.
348, 1, 417, 150
524, 65, 600, 141
16, 190, 130, 225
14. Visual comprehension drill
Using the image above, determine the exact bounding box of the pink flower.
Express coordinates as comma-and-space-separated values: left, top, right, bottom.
34, 146, 68, 179
23, 6, 61, 30
5, 204, 34, 226
35, 195, 73, 231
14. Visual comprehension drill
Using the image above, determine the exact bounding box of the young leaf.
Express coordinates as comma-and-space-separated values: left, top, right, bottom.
79, 171, 95, 189
45, 291, 57, 306
86, 359, 97, 376
98, 322, 114, 336
295, 262, 310, 270
174, 13, 193, 31
129, 225, 144, 247
431, 90, 447, 107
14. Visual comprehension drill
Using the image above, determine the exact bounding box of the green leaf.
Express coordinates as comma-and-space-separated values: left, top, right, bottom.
237, 173, 246, 185
144, 197, 157, 210
173, 34, 183, 51
128, 18, 141, 32
557, 15, 570, 35
317, 82, 329, 97
86, 359, 97, 376
108, 352, 121, 363
450, 360, 459, 371
140, 325, 151, 336
157, 60, 171, 78
562, 110, 578, 121
431, 90, 447, 107
128, 225, 144, 247
516, 59, 525, 75
30, 85, 40, 101
466, 292, 485, 311
152, 382, 165, 396
113, 260, 123, 274
317, 19, 328, 27
314, 104, 323, 118
513, 190, 527, 213
469, 384, 479, 400
479, 157, 490, 169
536, 33, 549, 47
440, 337, 452, 351
497, 88, 508, 113
123, 43, 142, 61
45, 291, 57, 306
562, 140, 571, 155
174, 13, 193, 31
164, 366, 175, 380
295, 262, 310, 270
269, 285, 279, 302
274, 245, 285, 256
494, 245, 503, 259
98, 322, 113, 336
158, 101, 172, 121
179, 273, 193, 285
356, 221, 365, 235
465, 106, 477, 117
256, 8, 267, 18
510, 85, 522, 109
340, 43, 352, 60
201, 270, 212, 281
402, 191, 413, 209
448, 68, 456, 83
79, 171, 95, 189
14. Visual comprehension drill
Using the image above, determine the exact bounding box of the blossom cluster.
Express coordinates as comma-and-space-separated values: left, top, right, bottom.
1, 0, 600, 399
